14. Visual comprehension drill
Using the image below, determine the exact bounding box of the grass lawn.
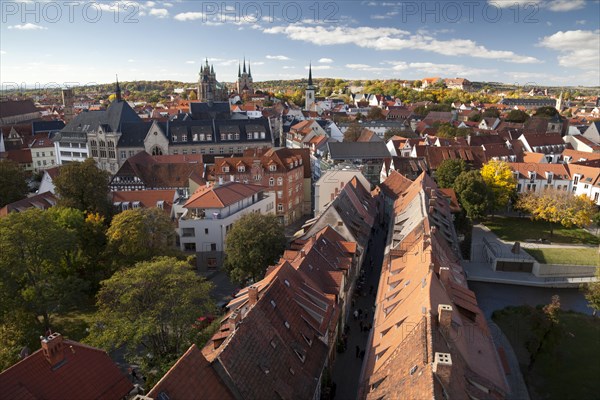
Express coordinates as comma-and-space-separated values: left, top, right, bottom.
525, 248, 600, 266
493, 306, 600, 400
482, 216, 600, 245
51, 302, 97, 342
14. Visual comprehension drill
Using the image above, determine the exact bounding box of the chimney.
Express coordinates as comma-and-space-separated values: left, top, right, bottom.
300, 249, 306, 258
429, 198, 436, 207
439, 267, 451, 286
248, 285, 259, 306
41, 332, 65, 367
438, 304, 453, 329
433, 352, 452, 386
428, 206, 434, 214
431, 226, 437, 235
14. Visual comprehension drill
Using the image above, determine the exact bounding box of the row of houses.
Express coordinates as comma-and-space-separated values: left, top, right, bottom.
141, 175, 377, 399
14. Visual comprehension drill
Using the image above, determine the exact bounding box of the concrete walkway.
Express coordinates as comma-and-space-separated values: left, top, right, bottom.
330, 222, 387, 400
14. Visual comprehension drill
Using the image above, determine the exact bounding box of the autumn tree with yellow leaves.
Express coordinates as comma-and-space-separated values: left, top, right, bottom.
517, 188, 596, 236
480, 160, 517, 211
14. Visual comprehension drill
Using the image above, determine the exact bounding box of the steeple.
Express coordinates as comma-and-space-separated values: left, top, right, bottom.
308, 62, 313, 87
243, 57, 247, 74
238, 62, 241, 78
248, 61, 252, 78
115, 74, 122, 102
211, 64, 214, 74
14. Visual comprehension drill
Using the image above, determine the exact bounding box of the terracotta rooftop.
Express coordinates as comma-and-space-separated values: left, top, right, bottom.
0, 333, 132, 400
0, 191, 57, 218
184, 181, 266, 209
147, 344, 234, 400
111, 189, 176, 215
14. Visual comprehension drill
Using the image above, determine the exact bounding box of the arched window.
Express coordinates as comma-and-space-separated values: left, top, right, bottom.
269, 177, 274, 186
151, 146, 163, 156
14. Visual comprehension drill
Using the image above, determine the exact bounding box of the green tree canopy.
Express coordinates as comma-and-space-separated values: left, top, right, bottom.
107, 207, 176, 265
0, 160, 28, 207
88, 257, 213, 362
0, 209, 86, 331
383, 127, 418, 141
534, 106, 559, 119
53, 158, 112, 216
482, 108, 500, 118
436, 159, 468, 189
453, 170, 493, 220
583, 268, 600, 314
480, 160, 517, 211
505, 109, 529, 123
224, 213, 286, 284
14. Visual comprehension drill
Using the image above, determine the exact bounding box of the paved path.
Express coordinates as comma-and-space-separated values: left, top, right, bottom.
331, 222, 387, 400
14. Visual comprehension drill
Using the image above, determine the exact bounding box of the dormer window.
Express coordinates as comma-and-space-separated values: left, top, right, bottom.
222, 166, 229, 173
574, 175, 580, 185
546, 172, 553, 184
269, 164, 276, 172
156, 200, 164, 209
528, 171, 536, 182
238, 166, 245, 172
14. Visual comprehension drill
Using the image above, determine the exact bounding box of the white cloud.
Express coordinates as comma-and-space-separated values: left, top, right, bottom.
149, 8, 169, 18
547, 0, 585, 11
345, 64, 386, 72
174, 12, 204, 21
163, 2, 173, 7
282, 66, 296, 69
7, 23, 47, 30
318, 58, 333, 63
252, 62, 265, 65
538, 30, 600, 71
0, 51, 6, 55
263, 24, 539, 64
266, 55, 291, 61
305, 65, 332, 71
186, 60, 195, 64
487, 0, 541, 8
489, 0, 585, 11
145, 1, 156, 7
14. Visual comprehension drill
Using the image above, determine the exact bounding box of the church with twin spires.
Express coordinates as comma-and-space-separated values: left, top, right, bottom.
196, 58, 254, 102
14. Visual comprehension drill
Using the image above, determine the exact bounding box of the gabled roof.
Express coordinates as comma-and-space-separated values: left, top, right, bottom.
147, 344, 234, 400
184, 181, 265, 209
0, 335, 132, 399
0, 191, 57, 218
0, 100, 39, 118
379, 170, 413, 200
111, 190, 176, 215
508, 162, 570, 180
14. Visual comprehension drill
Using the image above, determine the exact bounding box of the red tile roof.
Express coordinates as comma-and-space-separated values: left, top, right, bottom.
184, 181, 266, 209
111, 189, 176, 215
0, 333, 132, 400
147, 344, 234, 400
0, 191, 58, 218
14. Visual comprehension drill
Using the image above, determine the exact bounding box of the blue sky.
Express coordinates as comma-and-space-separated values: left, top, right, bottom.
1, 0, 599, 89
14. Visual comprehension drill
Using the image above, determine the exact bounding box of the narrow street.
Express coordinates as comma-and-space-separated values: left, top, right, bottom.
331, 221, 388, 400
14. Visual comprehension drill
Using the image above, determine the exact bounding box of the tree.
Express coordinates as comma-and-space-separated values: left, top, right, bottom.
0, 209, 85, 331
88, 257, 213, 363
224, 213, 286, 284
107, 207, 176, 265
383, 127, 417, 141
436, 123, 469, 138
412, 80, 422, 88
468, 112, 483, 122
480, 160, 517, 211
582, 267, 600, 315
188, 90, 197, 101
436, 159, 468, 189
453, 171, 493, 220
505, 109, 529, 123
367, 107, 384, 121
53, 158, 112, 217
534, 106, 559, 119
344, 122, 363, 142
0, 160, 28, 207
516, 188, 596, 235
482, 108, 500, 118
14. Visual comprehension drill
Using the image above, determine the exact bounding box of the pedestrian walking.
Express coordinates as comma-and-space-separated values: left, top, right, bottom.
353, 310, 359, 320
